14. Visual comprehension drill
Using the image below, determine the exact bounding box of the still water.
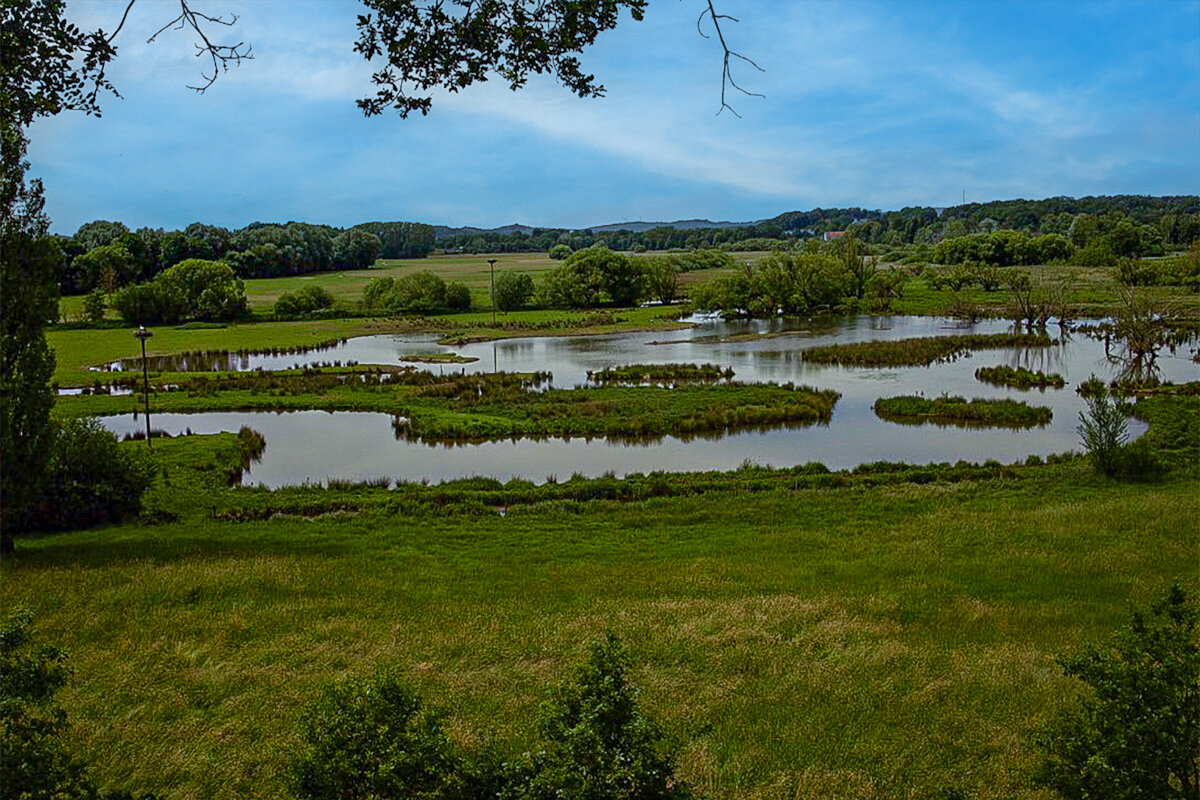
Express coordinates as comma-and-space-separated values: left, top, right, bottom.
99, 315, 1198, 487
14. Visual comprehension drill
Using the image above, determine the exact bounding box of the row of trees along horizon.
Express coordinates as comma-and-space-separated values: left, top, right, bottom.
52, 195, 1198, 300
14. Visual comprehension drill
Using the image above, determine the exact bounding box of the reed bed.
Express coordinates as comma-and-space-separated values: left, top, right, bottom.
873, 394, 1053, 428
974, 365, 1066, 389
801, 332, 1054, 367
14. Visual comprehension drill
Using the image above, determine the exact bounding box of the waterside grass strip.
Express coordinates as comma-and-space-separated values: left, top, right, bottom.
55, 371, 840, 442
873, 395, 1053, 428
802, 332, 1055, 367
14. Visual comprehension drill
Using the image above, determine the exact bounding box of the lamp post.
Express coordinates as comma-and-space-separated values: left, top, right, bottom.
488, 258, 498, 326
133, 326, 153, 447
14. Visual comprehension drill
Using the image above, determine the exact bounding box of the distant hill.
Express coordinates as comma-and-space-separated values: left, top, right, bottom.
434, 218, 762, 239
582, 218, 760, 233
434, 223, 535, 239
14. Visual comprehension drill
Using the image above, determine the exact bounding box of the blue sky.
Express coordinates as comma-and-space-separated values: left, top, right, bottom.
27, 0, 1200, 234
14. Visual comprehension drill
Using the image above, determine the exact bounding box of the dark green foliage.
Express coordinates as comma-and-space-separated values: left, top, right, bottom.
548, 243, 572, 260
802, 332, 1055, 367
1115, 245, 1199, 289
642, 256, 680, 305
1036, 585, 1199, 800
873, 395, 1052, 428
933, 231, 1075, 266
351, 221, 436, 259
290, 635, 691, 800
363, 271, 463, 314
520, 633, 694, 800
354, 0, 647, 117
112, 259, 247, 323
974, 365, 1065, 390
18, 417, 154, 531
1077, 380, 1129, 476
0, 608, 91, 800
0, 232, 59, 539
444, 281, 471, 311
275, 285, 335, 318
291, 670, 457, 800
0, 609, 160, 800
691, 251, 850, 317
82, 287, 106, 322
333, 228, 383, 269
542, 244, 645, 308
494, 271, 535, 311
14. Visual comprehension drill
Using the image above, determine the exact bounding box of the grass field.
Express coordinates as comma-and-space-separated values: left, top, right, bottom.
3, 436, 1195, 800
23, 256, 1199, 799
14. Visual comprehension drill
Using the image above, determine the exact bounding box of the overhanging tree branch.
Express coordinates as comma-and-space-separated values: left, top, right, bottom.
144, 0, 252, 93
696, 0, 764, 118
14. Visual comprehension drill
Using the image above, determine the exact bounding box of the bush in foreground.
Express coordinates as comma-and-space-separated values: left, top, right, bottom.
1036, 584, 1198, 799
291, 635, 693, 800
18, 417, 155, 532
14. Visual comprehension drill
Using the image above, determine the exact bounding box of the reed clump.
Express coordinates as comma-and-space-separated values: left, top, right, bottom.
975, 365, 1066, 389
873, 394, 1053, 428
802, 332, 1054, 367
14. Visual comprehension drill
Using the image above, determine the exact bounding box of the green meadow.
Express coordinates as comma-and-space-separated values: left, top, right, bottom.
13, 253, 1200, 800
4, 427, 1196, 799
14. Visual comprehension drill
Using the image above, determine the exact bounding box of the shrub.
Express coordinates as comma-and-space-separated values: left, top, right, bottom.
363, 272, 459, 314
1077, 380, 1129, 476
112, 259, 247, 323
0, 608, 88, 799
1, 609, 160, 799
444, 281, 471, 311
17, 418, 154, 531
82, 288, 107, 322
523, 633, 695, 800
291, 669, 457, 800
275, 285, 334, 317
548, 243, 571, 260
494, 271, 534, 311
1036, 584, 1198, 799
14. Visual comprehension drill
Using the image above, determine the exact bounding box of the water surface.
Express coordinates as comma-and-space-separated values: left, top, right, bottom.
98, 315, 1199, 487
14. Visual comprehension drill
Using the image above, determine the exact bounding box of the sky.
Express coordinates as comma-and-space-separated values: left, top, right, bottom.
26, 0, 1200, 235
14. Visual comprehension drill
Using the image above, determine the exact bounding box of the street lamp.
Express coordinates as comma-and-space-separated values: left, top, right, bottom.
133, 325, 153, 447
488, 258, 498, 326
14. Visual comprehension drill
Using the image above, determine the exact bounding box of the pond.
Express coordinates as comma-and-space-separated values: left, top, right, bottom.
97, 315, 1199, 487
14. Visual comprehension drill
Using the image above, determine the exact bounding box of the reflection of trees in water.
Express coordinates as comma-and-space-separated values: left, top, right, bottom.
1080, 290, 1196, 387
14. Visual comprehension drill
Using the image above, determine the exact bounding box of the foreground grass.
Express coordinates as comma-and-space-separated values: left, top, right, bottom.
2, 440, 1196, 799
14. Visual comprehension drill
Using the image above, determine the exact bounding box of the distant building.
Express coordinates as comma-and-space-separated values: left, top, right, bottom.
823, 231, 848, 241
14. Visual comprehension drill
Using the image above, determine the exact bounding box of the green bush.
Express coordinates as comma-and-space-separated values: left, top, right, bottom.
444, 282, 471, 311
1036, 584, 1198, 799
494, 271, 534, 311
19, 418, 155, 531
548, 243, 572, 260
112, 259, 246, 323
522, 633, 695, 800
82, 288, 107, 322
1077, 380, 1129, 476
363, 272, 461, 314
291, 670, 457, 800
542, 245, 645, 308
275, 285, 334, 317
1, 609, 160, 800
288, 636, 693, 800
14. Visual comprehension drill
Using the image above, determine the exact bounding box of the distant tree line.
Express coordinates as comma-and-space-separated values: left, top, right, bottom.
56, 219, 436, 296
434, 196, 1198, 255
